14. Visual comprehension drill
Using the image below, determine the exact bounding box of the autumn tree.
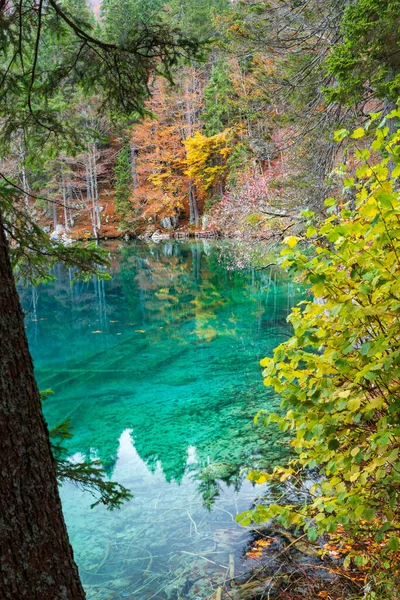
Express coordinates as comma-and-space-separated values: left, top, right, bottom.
131, 69, 204, 228
214, 0, 400, 212
183, 128, 233, 204
131, 79, 189, 227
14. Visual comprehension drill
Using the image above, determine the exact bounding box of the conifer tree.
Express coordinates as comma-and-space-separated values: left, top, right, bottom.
203, 59, 234, 135
114, 144, 133, 229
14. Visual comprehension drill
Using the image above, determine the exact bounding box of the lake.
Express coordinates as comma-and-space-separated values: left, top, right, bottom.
21, 240, 302, 600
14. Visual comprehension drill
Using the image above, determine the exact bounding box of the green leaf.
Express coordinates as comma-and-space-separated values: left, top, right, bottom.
307, 527, 318, 542
355, 504, 365, 517
328, 439, 340, 451
252, 119, 400, 578
388, 536, 400, 552
363, 508, 375, 521
354, 555, 364, 567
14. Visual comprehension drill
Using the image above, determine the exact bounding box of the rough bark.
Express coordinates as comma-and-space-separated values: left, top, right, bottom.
0, 210, 86, 599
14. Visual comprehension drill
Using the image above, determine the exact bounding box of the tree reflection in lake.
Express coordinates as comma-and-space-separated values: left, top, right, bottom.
21, 240, 303, 599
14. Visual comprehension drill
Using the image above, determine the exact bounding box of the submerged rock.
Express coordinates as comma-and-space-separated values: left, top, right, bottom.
109, 578, 132, 589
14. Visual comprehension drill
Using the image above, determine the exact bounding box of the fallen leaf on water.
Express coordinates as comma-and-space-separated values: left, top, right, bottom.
246, 551, 262, 559
255, 539, 272, 548
135, 330, 145, 333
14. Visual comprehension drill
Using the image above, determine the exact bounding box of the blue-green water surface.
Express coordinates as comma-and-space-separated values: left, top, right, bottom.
21, 240, 302, 600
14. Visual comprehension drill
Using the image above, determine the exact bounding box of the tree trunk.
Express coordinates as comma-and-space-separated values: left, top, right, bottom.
66, 170, 74, 228
0, 211, 86, 600
130, 144, 138, 190
52, 195, 58, 231
61, 165, 70, 232
17, 131, 31, 211
85, 146, 97, 240
91, 144, 100, 231
384, 93, 396, 174
188, 181, 199, 227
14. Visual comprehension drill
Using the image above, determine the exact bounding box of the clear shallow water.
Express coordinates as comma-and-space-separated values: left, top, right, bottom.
21, 240, 302, 600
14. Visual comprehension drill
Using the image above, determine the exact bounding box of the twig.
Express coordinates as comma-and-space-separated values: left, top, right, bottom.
186, 508, 200, 535
179, 551, 228, 569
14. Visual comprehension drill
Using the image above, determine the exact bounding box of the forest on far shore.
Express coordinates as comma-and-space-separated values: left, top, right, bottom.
3, 0, 397, 245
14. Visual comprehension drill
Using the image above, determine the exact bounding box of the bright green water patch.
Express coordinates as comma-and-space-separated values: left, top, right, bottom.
21, 240, 303, 600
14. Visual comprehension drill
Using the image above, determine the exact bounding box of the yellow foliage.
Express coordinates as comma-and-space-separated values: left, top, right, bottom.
183, 129, 233, 194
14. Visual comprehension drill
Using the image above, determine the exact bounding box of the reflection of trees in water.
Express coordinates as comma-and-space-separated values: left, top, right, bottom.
20, 241, 302, 489
118, 241, 282, 345
197, 462, 246, 507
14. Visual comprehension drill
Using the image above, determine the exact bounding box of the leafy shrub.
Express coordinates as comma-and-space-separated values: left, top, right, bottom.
241, 110, 400, 591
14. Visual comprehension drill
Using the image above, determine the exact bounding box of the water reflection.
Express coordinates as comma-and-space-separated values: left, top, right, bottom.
21, 240, 302, 599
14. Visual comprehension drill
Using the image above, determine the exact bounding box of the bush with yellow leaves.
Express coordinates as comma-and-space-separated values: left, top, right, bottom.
239, 110, 400, 598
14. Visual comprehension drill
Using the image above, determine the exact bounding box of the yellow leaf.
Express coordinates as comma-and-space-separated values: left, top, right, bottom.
393, 165, 400, 179
283, 236, 300, 248
351, 127, 365, 139
348, 398, 361, 411
260, 357, 271, 367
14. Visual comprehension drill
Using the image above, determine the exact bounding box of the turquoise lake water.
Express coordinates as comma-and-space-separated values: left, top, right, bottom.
21, 240, 302, 600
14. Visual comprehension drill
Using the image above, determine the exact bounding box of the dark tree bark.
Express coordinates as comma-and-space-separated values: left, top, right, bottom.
0, 210, 86, 599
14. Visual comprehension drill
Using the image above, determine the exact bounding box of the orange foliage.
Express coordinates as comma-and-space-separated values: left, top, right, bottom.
246, 537, 273, 559
321, 521, 400, 588
131, 68, 204, 226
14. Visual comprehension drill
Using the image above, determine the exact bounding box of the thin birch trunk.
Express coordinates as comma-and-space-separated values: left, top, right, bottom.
61, 165, 69, 232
